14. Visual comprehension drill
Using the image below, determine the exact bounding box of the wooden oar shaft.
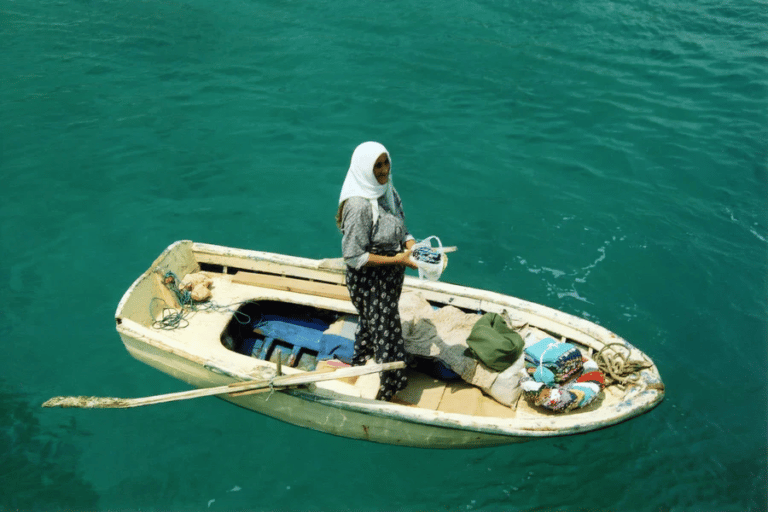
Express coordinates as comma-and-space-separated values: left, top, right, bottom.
42, 361, 406, 409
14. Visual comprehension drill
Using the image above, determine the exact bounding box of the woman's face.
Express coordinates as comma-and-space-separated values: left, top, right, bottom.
373, 152, 390, 184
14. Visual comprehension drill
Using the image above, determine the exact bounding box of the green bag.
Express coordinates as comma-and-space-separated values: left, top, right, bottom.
465, 313, 524, 372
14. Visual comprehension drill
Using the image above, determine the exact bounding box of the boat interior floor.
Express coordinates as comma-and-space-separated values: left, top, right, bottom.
395, 370, 517, 418
151, 270, 622, 419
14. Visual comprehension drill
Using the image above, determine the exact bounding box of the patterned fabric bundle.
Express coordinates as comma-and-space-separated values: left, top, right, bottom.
523, 337, 583, 385
520, 349, 606, 412
412, 246, 442, 264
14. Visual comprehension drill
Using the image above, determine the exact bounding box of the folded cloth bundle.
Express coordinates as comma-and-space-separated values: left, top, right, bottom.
524, 337, 583, 385
520, 354, 606, 412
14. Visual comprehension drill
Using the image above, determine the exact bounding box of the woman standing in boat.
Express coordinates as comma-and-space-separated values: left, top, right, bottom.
336, 141, 418, 401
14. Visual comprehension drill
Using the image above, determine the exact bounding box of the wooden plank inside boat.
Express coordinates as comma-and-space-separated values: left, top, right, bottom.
194, 251, 346, 285
395, 371, 447, 409
232, 271, 351, 301
437, 382, 516, 419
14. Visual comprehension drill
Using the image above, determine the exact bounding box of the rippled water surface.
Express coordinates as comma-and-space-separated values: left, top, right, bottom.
2, 1, 766, 511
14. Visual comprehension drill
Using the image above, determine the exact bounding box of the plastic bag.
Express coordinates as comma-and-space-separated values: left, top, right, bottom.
410, 236, 448, 281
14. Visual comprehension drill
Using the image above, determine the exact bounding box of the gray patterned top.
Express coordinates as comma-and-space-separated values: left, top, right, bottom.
341, 191, 414, 270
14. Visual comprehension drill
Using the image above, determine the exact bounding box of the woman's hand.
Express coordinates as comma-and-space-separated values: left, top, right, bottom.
365, 250, 418, 269
396, 249, 419, 270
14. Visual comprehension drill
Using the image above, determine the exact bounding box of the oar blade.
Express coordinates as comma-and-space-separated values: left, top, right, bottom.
42, 396, 132, 409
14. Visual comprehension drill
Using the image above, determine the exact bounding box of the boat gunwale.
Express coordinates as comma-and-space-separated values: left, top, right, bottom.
286, 386, 664, 438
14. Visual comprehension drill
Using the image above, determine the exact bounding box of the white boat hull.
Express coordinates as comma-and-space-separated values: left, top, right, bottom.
115, 240, 664, 449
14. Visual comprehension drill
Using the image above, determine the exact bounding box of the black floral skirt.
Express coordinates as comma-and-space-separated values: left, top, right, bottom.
346, 262, 408, 401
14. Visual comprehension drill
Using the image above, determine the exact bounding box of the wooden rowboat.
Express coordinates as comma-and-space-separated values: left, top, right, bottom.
114, 240, 664, 449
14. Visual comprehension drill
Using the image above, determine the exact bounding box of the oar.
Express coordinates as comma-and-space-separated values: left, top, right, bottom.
318, 246, 458, 270
42, 361, 405, 409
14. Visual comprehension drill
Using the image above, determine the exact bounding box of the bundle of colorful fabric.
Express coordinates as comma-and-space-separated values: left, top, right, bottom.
411, 246, 442, 264
523, 337, 583, 384
520, 338, 605, 412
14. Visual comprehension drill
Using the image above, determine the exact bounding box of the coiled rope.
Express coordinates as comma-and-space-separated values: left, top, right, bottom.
151, 270, 250, 330
593, 342, 653, 388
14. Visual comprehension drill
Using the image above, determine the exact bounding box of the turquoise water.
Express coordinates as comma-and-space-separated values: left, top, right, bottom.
2, 0, 766, 510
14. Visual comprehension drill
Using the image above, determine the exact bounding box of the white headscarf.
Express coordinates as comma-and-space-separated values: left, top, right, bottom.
338, 141, 397, 226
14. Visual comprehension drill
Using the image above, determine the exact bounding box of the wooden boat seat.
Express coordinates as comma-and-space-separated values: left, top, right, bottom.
232, 271, 350, 301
